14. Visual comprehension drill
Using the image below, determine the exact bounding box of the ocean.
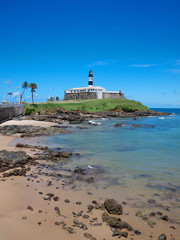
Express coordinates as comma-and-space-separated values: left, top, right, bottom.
39, 108, 180, 219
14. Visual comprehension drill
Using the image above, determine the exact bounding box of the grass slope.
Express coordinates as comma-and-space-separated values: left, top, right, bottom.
24, 99, 150, 115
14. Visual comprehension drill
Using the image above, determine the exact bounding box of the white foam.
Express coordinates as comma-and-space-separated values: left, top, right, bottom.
88, 165, 93, 169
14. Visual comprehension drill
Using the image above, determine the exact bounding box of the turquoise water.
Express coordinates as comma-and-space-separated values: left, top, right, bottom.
39, 108, 180, 196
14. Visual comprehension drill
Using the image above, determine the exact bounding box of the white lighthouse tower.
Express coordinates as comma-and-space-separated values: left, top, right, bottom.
88, 70, 93, 87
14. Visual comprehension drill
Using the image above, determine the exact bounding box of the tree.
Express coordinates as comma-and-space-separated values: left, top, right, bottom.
28, 83, 37, 104
20, 81, 28, 102
56, 96, 59, 101
47, 96, 54, 102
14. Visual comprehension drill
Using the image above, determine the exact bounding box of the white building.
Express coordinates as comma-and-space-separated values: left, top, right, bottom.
64, 70, 125, 100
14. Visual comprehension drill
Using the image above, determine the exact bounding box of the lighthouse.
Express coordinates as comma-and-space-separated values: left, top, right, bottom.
88, 70, 93, 87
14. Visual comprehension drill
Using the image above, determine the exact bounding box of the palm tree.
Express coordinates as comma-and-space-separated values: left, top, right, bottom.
20, 81, 28, 102
28, 83, 37, 104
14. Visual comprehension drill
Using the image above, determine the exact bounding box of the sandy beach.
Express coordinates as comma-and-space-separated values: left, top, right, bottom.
0, 119, 179, 240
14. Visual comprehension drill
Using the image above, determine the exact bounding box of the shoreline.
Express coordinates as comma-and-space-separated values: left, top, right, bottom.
0, 119, 179, 240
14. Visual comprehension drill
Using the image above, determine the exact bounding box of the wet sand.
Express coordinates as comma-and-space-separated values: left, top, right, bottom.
0, 120, 179, 240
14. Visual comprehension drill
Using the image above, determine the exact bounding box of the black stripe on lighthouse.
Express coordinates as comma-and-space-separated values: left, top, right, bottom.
88, 70, 93, 86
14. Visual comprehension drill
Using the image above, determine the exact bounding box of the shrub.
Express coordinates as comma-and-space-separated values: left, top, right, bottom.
25, 108, 35, 115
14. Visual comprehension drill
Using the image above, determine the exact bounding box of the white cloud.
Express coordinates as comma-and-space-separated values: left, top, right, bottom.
167, 69, 180, 73
130, 64, 156, 68
25, 96, 31, 99
34, 93, 40, 99
13, 91, 20, 97
88, 59, 116, 68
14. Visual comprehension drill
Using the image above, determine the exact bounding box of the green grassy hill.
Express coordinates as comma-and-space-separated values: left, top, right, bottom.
24, 99, 150, 115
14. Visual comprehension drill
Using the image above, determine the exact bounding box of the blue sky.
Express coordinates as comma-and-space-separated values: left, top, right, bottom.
0, 0, 180, 108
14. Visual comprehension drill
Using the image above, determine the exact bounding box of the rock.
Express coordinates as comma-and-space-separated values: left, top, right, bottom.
67, 227, 75, 234
134, 230, 141, 235
149, 212, 156, 217
3, 167, 30, 177
148, 221, 156, 226
158, 234, 167, 240
37, 150, 72, 163
88, 205, 94, 211
102, 212, 132, 231
0, 125, 70, 137
83, 215, 89, 219
112, 231, 128, 238
114, 123, 127, 127
132, 124, 155, 128
53, 196, 59, 201
27, 205, 33, 211
169, 226, 176, 230
74, 167, 86, 175
104, 199, 123, 215
59, 221, 66, 226
76, 201, 81, 205
119, 232, 128, 238
86, 177, 94, 183
64, 199, 70, 203
148, 199, 156, 204
73, 219, 88, 230
135, 211, 142, 217
46, 193, 54, 198
55, 222, 60, 225
84, 233, 93, 239
54, 207, 60, 215
112, 230, 120, 237
93, 222, 102, 226
0, 150, 33, 173
161, 215, 169, 221
16, 143, 48, 150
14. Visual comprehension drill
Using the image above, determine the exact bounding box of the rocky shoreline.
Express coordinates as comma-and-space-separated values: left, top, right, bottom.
0, 112, 179, 240
23, 109, 171, 125
0, 139, 179, 239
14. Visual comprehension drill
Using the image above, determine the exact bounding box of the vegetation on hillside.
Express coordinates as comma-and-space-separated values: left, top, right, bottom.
24, 99, 150, 115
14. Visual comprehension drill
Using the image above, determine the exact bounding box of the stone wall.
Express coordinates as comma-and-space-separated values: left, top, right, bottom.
0, 104, 25, 123
102, 92, 126, 99
64, 92, 126, 100
64, 92, 98, 100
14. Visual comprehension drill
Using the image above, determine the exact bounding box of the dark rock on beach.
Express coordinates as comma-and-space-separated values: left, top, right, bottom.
161, 215, 169, 221
16, 143, 48, 150
158, 234, 167, 240
74, 167, 86, 175
3, 167, 30, 177
0, 150, 34, 174
36, 150, 72, 163
134, 230, 141, 235
104, 199, 123, 215
26, 110, 85, 124
27, 205, 33, 211
0, 125, 70, 137
102, 212, 132, 231
73, 219, 88, 230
